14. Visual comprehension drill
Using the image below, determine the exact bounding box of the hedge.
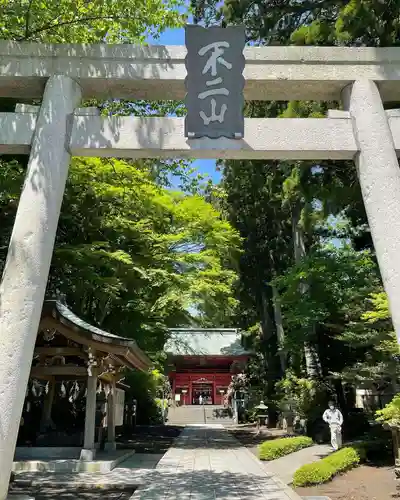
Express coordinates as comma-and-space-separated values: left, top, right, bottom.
258, 436, 313, 461
292, 446, 365, 487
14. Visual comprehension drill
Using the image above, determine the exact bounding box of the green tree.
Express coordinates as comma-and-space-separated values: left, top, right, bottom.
340, 291, 400, 393
0, 0, 185, 43
42, 157, 240, 353
192, 0, 400, 47
274, 246, 381, 376
376, 393, 400, 427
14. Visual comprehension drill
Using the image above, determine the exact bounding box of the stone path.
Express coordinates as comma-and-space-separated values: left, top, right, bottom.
131, 424, 302, 499
263, 444, 333, 485
12, 425, 308, 499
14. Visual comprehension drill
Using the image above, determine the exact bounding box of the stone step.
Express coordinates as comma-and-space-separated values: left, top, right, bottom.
168, 405, 235, 426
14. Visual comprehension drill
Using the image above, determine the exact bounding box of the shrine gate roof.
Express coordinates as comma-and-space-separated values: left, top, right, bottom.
165, 328, 250, 357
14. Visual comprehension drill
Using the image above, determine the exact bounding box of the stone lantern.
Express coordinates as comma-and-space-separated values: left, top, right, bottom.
255, 401, 268, 434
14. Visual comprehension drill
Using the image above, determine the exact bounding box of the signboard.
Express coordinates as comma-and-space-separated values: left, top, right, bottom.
185, 25, 245, 139
193, 377, 212, 384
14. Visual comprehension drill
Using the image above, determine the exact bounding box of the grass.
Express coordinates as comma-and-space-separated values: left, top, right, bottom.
292, 445, 366, 487
258, 436, 313, 461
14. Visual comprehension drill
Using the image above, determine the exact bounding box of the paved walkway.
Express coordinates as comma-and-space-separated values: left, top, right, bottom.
131, 424, 302, 499
13, 425, 306, 499
263, 444, 333, 485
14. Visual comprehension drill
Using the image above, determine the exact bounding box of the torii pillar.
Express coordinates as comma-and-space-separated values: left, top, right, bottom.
0, 75, 82, 500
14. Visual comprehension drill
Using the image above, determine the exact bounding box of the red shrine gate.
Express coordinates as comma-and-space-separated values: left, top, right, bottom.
170, 371, 233, 405
165, 328, 250, 406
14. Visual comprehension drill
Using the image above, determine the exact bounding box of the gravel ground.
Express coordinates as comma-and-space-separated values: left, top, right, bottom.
295, 464, 398, 500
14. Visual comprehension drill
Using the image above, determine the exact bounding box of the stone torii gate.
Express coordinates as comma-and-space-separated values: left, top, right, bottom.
2, 40, 400, 498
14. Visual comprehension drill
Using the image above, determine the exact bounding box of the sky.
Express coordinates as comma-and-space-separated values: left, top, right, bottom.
146, 12, 221, 185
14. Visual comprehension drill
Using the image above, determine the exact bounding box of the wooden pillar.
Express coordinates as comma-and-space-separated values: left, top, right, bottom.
213, 377, 217, 405
80, 353, 98, 461
40, 378, 56, 431
105, 380, 116, 451
171, 374, 176, 404
188, 376, 192, 405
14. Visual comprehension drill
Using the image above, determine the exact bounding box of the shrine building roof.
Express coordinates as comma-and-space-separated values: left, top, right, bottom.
40, 300, 151, 372
165, 328, 250, 357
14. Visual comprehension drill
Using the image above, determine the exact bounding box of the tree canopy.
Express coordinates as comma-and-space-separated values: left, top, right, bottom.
48, 158, 240, 353
0, 0, 185, 43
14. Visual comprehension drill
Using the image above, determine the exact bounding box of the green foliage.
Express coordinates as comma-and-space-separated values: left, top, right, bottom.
0, 0, 185, 43
155, 398, 168, 410
339, 290, 399, 388
276, 371, 317, 418
124, 370, 162, 424
274, 246, 379, 352
376, 393, 400, 427
258, 436, 313, 461
362, 292, 391, 324
124, 369, 170, 424
0, 158, 241, 356
194, 0, 400, 47
292, 446, 362, 487
49, 158, 240, 348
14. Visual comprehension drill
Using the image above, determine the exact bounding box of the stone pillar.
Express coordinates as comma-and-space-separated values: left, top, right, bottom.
80, 372, 98, 461
105, 381, 116, 451
0, 75, 81, 500
342, 80, 400, 345
40, 378, 56, 431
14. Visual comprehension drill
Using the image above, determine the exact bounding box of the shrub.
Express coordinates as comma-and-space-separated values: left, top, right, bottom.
258, 436, 313, 461
376, 393, 400, 427
292, 446, 361, 487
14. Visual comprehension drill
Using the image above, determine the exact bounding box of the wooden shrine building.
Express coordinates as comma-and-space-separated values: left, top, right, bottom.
165, 329, 250, 406
17, 300, 150, 462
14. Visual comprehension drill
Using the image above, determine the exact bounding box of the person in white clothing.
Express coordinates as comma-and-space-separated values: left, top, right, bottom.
322, 400, 343, 451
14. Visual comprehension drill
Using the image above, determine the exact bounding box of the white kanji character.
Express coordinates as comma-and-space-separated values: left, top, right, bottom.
199, 99, 228, 125
198, 41, 232, 77
198, 87, 229, 100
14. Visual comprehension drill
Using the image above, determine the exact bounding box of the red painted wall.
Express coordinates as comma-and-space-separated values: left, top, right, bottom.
171, 372, 232, 405
174, 372, 232, 386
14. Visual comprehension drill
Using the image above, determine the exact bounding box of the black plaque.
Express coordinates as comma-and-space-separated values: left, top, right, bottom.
185, 25, 245, 139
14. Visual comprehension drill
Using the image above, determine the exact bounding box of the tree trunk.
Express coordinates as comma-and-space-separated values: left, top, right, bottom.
259, 286, 280, 426
333, 378, 347, 416
292, 202, 322, 378
272, 283, 286, 372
